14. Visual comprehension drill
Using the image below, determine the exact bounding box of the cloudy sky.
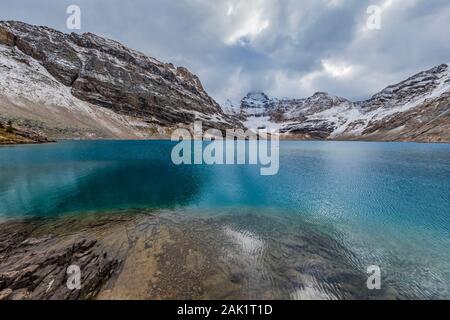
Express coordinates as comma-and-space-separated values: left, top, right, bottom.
2, 0, 450, 105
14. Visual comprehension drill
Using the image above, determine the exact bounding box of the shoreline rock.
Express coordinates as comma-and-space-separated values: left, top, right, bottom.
0, 125, 52, 145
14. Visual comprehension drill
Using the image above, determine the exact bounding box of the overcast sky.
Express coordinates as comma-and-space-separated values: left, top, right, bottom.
2, 0, 450, 105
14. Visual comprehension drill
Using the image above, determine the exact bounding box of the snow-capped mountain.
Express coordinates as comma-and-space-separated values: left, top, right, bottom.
226, 65, 450, 142
0, 21, 448, 143
221, 99, 241, 116
0, 21, 238, 139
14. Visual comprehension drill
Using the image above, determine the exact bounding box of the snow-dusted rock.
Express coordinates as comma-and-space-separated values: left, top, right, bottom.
0, 21, 448, 142
0, 21, 238, 139
221, 99, 241, 115
234, 66, 450, 142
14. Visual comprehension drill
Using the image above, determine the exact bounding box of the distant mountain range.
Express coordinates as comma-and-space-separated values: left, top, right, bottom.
0, 21, 449, 143
224, 64, 450, 142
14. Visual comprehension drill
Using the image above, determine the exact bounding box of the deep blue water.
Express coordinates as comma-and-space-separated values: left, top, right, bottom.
0, 140, 449, 298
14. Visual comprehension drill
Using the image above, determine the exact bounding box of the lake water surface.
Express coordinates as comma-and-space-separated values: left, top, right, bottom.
0, 141, 449, 299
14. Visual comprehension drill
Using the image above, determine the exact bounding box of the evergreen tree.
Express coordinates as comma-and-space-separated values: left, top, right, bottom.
6, 120, 14, 133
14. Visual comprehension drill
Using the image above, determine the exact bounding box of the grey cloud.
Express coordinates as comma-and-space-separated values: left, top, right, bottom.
1, 0, 449, 105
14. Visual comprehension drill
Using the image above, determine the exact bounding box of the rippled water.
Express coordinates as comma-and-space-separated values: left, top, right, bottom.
0, 140, 449, 299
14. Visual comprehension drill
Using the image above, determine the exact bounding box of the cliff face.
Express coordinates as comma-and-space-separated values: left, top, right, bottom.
227, 65, 450, 142
356, 64, 450, 142
0, 21, 237, 140
1, 21, 448, 143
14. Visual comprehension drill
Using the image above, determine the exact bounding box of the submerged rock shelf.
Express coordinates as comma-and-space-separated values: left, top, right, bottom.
0, 210, 400, 300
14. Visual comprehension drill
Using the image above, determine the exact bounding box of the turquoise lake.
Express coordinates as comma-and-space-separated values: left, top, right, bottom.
0, 140, 449, 298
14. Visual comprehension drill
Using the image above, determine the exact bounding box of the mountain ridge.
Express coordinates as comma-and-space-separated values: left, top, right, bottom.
0, 21, 448, 143
224, 63, 450, 142
0, 20, 238, 141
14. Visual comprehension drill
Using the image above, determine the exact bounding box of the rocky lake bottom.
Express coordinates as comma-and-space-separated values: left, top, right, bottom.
0, 209, 404, 300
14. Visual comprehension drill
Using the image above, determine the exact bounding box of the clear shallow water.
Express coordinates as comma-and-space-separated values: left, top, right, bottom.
0, 140, 449, 299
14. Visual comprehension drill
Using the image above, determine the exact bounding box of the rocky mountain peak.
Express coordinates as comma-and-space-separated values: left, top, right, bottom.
0, 20, 237, 134
311, 91, 329, 98
360, 63, 450, 111
241, 92, 271, 109
233, 63, 449, 141
175, 66, 206, 95
221, 99, 240, 115
302, 92, 349, 110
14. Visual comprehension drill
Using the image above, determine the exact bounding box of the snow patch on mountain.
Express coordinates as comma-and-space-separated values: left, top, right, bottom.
0, 44, 152, 138
225, 64, 450, 139
221, 99, 241, 115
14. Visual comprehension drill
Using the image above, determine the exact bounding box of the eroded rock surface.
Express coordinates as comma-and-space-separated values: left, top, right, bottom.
0, 210, 402, 300
0, 21, 238, 140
